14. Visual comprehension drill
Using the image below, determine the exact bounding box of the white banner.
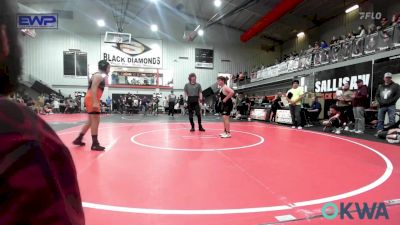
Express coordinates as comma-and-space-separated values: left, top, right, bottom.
101, 37, 162, 68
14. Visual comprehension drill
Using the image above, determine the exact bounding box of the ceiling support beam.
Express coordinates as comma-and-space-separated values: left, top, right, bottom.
240, 0, 304, 42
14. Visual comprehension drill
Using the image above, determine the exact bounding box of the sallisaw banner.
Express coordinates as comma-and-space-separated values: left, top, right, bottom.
314, 61, 372, 100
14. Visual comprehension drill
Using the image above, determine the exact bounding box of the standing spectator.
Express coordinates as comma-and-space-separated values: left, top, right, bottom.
368, 23, 377, 34
153, 97, 160, 116
375, 72, 400, 134
106, 96, 112, 108
141, 96, 148, 116
270, 92, 283, 122
320, 40, 329, 49
330, 36, 338, 45
37, 94, 45, 110
0, 0, 84, 223
287, 80, 304, 129
53, 98, 60, 113
336, 82, 354, 131
356, 25, 367, 37
214, 94, 221, 116
352, 79, 369, 134
179, 95, 185, 115
163, 96, 169, 113
168, 90, 176, 117
378, 17, 390, 30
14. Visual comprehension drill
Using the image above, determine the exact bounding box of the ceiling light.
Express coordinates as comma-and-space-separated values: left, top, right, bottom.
97, 19, 105, 27
198, 29, 204, 36
214, 0, 222, 7
345, 4, 359, 13
297, 32, 305, 38
150, 24, 158, 32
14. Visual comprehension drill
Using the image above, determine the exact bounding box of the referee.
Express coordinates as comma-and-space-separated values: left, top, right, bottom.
184, 73, 205, 132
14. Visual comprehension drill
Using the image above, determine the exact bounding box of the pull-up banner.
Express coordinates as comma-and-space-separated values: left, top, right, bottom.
314, 61, 372, 99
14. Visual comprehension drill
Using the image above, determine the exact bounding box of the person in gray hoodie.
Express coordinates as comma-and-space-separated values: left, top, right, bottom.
375, 72, 400, 133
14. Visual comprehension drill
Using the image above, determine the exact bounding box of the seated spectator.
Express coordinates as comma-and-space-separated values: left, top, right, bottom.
306, 96, 322, 125
239, 72, 245, 81
26, 97, 35, 111
262, 96, 269, 104
386, 128, 400, 144
322, 105, 344, 134
43, 103, 53, 114
377, 120, 400, 143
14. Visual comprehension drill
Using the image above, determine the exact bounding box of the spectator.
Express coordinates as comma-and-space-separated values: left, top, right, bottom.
43, 103, 54, 114
346, 32, 354, 41
352, 79, 369, 134
106, 96, 112, 108
270, 92, 283, 122
378, 17, 390, 30
168, 90, 177, 117
201, 98, 207, 116
320, 40, 329, 49
53, 98, 60, 113
330, 36, 338, 45
163, 96, 169, 113
287, 80, 304, 129
37, 93, 45, 111
26, 97, 35, 111
392, 14, 400, 25
367, 23, 376, 34
314, 41, 321, 51
0, 0, 84, 223
385, 128, 400, 144
375, 72, 400, 134
323, 105, 343, 134
179, 95, 185, 115
262, 96, 269, 104
141, 96, 148, 116
356, 25, 366, 37
306, 96, 322, 126
336, 82, 354, 131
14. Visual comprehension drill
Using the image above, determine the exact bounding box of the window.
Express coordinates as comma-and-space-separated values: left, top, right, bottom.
63, 51, 88, 77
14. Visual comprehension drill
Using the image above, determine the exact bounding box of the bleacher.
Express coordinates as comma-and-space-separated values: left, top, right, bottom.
238, 23, 400, 90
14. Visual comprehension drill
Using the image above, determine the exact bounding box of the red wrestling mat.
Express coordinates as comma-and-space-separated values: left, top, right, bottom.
40, 113, 108, 123
57, 122, 400, 225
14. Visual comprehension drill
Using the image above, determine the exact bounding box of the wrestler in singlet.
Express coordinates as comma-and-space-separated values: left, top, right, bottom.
85, 73, 106, 114
73, 60, 110, 151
